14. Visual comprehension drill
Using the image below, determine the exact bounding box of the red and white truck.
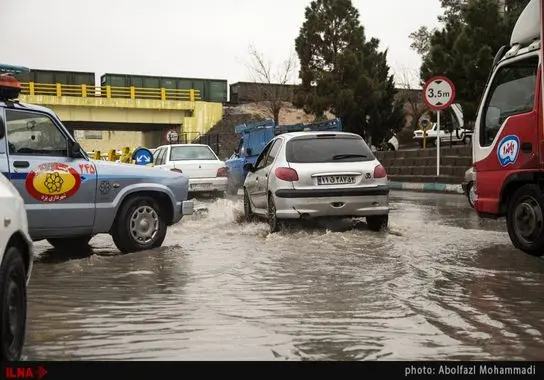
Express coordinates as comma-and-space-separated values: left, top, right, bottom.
473, 0, 544, 256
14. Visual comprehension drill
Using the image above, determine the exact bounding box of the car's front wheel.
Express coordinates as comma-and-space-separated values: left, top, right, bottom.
111, 196, 167, 254
268, 194, 280, 233
243, 189, 254, 222
0, 246, 27, 361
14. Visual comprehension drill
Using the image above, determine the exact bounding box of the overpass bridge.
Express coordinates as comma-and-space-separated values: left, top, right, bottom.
17, 82, 224, 152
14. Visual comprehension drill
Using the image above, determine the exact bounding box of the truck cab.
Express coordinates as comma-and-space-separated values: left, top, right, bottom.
472, 0, 544, 256
225, 118, 343, 195
0, 66, 194, 254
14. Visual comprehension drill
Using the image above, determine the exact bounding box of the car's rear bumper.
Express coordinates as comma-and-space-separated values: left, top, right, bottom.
274, 186, 389, 218
189, 177, 228, 192
275, 185, 389, 198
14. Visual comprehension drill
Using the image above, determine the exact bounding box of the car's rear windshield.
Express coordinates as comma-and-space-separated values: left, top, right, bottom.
170, 146, 217, 161
285, 135, 374, 163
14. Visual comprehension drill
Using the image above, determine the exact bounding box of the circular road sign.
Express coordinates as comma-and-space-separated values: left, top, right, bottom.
423, 76, 456, 111
132, 147, 154, 166
166, 129, 179, 143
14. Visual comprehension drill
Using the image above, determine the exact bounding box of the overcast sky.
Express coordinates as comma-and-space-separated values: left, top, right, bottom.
1, 0, 443, 88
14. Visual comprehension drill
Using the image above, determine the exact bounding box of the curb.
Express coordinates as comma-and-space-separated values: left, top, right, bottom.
388, 181, 464, 194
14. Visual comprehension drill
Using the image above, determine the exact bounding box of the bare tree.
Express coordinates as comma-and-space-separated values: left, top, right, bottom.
394, 67, 427, 131
245, 44, 298, 124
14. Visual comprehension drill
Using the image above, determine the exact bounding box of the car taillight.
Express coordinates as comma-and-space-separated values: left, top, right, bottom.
275, 167, 299, 181
170, 168, 183, 173
374, 164, 387, 178
217, 167, 229, 177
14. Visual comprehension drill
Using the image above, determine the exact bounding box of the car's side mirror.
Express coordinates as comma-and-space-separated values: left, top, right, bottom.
246, 148, 253, 156
243, 163, 254, 172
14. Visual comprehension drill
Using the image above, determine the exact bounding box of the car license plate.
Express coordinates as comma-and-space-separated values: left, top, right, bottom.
317, 176, 355, 185
190, 183, 212, 190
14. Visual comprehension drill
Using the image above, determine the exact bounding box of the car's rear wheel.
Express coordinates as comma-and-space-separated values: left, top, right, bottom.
367, 215, 388, 232
243, 189, 254, 222
268, 194, 280, 233
47, 236, 93, 253
506, 184, 544, 257
0, 246, 27, 361
111, 196, 167, 254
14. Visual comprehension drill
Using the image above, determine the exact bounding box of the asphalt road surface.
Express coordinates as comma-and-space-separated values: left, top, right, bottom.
22, 191, 544, 361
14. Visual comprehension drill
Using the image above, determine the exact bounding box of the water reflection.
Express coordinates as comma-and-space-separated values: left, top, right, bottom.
23, 193, 544, 361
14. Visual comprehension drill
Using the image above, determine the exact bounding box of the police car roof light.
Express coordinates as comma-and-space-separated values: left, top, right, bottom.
0, 74, 22, 101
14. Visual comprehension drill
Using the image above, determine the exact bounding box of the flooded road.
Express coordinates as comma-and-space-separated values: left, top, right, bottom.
23, 191, 544, 361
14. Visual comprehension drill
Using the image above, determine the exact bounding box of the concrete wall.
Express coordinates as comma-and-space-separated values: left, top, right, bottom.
74, 130, 147, 152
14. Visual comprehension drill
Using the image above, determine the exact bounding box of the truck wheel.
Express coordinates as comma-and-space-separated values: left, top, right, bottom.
111, 196, 167, 254
243, 189, 254, 222
367, 215, 389, 232
0, 246, 27, 361
506, 184, 544, 257
47, 236, 92, 253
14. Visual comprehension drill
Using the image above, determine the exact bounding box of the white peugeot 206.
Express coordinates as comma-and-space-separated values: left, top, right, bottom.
0, 172, 33, 361
242, 131, 390, 232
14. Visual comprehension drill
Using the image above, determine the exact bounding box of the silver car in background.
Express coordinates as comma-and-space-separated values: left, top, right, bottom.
461, 166, 476, 208
242, 131, 390, 232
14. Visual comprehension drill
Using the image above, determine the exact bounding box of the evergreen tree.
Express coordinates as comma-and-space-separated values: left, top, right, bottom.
294, 0, 404, 143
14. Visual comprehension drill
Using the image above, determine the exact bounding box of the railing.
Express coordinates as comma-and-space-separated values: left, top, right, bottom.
19, 82, 201, 101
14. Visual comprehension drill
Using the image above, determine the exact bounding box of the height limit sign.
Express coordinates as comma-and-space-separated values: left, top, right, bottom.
422, 76, 456, 177
423, 76, 456, 111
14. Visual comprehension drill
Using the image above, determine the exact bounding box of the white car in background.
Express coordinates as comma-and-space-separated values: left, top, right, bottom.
153, 143, 229, 196
0, 173, 33, 361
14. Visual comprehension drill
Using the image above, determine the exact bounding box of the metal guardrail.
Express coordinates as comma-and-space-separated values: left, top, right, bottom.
19, 82, 201, 101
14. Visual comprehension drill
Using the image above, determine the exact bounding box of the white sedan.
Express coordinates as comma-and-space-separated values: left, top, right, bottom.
0, 173, 33, 360
153, 143, 229, 196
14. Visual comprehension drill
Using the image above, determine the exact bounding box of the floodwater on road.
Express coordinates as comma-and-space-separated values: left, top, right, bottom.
23, 192, 544, 361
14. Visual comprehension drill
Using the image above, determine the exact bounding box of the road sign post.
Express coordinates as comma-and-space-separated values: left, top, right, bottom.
422, 76, 456, 177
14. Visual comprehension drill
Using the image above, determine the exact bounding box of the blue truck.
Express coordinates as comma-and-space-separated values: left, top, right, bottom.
225, 118, 343, 194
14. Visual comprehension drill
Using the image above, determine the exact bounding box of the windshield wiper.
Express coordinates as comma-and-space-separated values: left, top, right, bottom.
332, 154, 367, 160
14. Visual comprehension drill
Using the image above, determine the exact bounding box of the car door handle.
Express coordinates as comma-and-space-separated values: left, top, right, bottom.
13, 161, 30, 169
